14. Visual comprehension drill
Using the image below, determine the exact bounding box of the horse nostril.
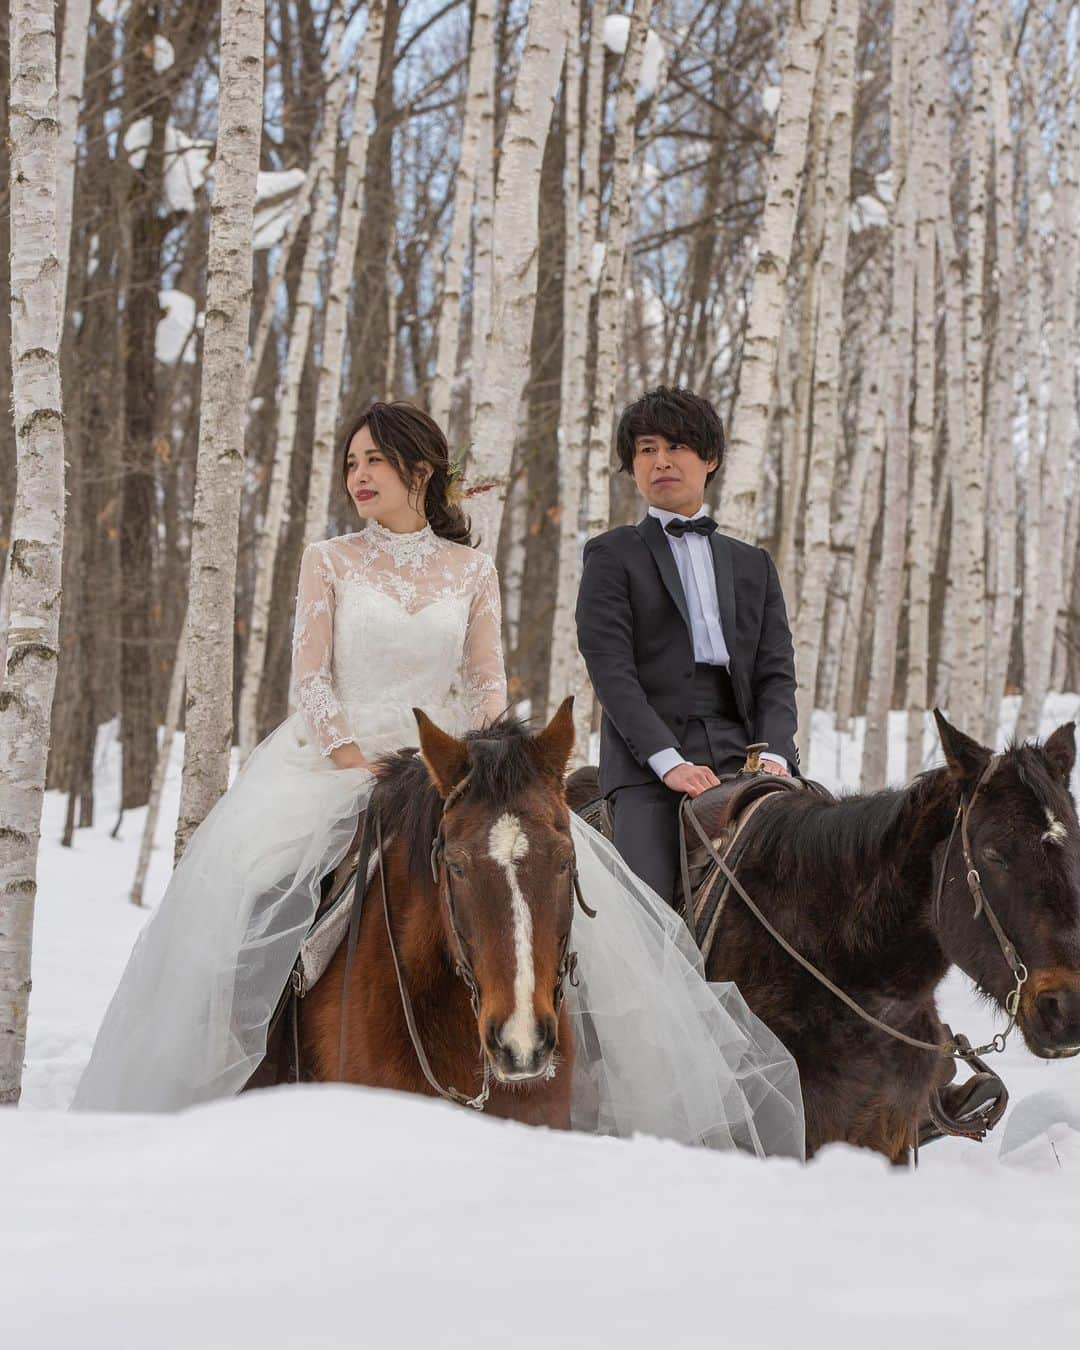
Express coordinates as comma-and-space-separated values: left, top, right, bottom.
484, 1021, 502, 1056
1036, 989, 1080, 1039
536, 1017, 557, 1057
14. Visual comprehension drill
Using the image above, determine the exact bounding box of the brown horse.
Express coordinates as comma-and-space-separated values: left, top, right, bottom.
701, 712, 1080, 1162
302, 698, 583, 1128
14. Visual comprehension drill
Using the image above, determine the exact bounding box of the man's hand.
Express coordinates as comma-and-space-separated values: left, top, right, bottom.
759, 759, 790, 777
662, 762, 720, 798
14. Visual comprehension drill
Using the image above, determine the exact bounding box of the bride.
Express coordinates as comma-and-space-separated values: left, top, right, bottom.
74, 400, 804, 1159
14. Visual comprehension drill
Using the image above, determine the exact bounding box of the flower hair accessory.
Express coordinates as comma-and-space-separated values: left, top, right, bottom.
445, 455, 465, 506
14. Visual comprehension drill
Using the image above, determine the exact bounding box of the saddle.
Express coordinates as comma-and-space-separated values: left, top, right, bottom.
569, 746, 832, 965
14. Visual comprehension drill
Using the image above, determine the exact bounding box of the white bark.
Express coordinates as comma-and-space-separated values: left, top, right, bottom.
175, 0, 265, 855
861, 0, 916, 790
302, 0, 388, 547
237, 7, 350, 762
792, 0, 855, 767
583, 0, 652, 541
718, 0, 830, 543
467, 0, 568, 555
468, 42, 496, 411
56, 0, 92, 325
904, 8, 940, 779
1017, 16, 1076, 741
547, 0, 588, 727
247, 171, 316, 402
132, 614, 187, 907
835, 384, 885, 733
948, 0, 993, 735
982, 8, 1019, 744
0, 0, 66, 1105
429, 0, 494, 433
575, 0, 652, 755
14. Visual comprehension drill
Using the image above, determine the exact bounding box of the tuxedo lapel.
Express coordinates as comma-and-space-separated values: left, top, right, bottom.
636, 515, 692, 639
709, 530, 738, 673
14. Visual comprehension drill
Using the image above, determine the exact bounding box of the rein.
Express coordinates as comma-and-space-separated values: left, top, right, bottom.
338, 768, 594, 1110
684, 755, 1028, 1061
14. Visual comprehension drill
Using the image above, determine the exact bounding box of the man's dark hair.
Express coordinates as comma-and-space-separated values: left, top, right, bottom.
615, 386, 725, 484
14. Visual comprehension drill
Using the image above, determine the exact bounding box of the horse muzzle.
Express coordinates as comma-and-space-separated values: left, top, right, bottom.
483, 1014, 558, 1085
1022, 981, 1080, 1058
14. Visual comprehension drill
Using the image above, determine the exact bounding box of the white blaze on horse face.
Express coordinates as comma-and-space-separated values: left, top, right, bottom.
1044, 810, 1068, 846
488, 813, 537, 1067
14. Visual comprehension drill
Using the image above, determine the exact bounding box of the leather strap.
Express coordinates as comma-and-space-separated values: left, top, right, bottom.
337, 805, 378, 1080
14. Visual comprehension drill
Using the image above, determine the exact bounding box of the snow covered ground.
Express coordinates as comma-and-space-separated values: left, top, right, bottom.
6, 699, 1080, 1345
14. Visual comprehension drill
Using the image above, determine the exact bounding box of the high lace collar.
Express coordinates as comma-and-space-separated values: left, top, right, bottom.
363, 519, 438, 567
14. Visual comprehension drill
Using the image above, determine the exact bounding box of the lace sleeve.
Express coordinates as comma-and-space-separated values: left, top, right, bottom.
463, 554, 507, 727
291, 544, 356, 756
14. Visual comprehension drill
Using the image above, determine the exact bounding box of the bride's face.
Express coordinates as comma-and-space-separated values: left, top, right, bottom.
345, 425, 427, 526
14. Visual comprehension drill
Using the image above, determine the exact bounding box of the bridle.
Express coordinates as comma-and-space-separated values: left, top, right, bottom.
683, 753, 1028, 1060
338, 766, 595, 1111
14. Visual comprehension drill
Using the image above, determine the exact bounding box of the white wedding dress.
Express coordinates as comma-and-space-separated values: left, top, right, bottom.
74, 522, 805, 1159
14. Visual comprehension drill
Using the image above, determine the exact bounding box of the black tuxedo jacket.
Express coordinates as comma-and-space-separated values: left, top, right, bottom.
575, 514, 799, 794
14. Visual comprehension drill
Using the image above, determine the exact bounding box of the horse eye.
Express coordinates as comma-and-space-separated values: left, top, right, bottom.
558, 857, 573, 874
448, 861, 466, 879
983, 848, 1006, 868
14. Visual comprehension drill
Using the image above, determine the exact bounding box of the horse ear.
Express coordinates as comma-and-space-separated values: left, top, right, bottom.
1042, 722, 1076, 785
532, 696, 575, 779
933, 708, 991, 786
414, 708, 470, 797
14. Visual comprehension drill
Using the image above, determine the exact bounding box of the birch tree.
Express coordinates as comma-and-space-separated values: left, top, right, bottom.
303, 0, 388, 547
948, 0, 993, 735
792, 0, 855, 765
0, 0, 66, 1104
1016, 14, 1076, 741
55, 0, 91, 325
982, 8, 1019, 744
175, 0, 265, 856
547, 0, 587, 723
903, 7, 940, 779
717, 0, 830, 543
466, 0, 568, 554
237, 6, 350, 761
429, 0, 494, 434
861, 0, 916, 789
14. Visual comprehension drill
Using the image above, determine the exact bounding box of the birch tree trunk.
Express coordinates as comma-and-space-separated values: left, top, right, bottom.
792, 0, 855, 766
547, 0, 587, 725
237, 7, 350, 761
718, 0, 830, 543
466, 0, 568, 555
904, 8, 940, 779
1016, 16, 1076, 742
467, 40, 496, 416
302, 0, 389, 547
0, 0, 66, 1105
574, 0, 652, 754
835, 390, 884, 733
56, 0, 91, 325
429, 0, 494, 434
982, 9, 1019, 744
861, 0, 915, 790
583, 0, 652, 541
132, 613, 187, 906
174, 0, 265, 856
948, 0, 993, 735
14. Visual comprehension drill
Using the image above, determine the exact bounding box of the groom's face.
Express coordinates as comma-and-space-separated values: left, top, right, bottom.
631, 434, 718, 517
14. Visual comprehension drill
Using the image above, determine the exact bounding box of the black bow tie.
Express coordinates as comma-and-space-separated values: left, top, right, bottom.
664, 515, 717, 539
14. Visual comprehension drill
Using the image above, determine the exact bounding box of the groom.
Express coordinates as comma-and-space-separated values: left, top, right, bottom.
575, 386, 799, 905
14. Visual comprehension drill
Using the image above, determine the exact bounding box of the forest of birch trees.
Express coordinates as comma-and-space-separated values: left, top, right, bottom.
2, 0, 1079, 1018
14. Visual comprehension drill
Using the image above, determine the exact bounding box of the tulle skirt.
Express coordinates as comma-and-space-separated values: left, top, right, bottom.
73, 718, 805, 1160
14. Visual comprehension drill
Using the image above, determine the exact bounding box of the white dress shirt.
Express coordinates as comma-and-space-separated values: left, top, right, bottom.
644, 504, 787, 781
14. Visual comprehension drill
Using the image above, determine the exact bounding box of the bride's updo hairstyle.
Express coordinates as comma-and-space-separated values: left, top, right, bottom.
340, 399, 472, 546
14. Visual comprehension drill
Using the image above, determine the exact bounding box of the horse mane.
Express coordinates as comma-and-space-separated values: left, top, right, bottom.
741, 771, 952, 891
372, 712, 543, 886
1006, 742, 1078, 825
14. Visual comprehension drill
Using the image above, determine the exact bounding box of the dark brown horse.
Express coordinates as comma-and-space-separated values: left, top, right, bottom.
701, 712, 1080, 1162
302, 699, 582, 1128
